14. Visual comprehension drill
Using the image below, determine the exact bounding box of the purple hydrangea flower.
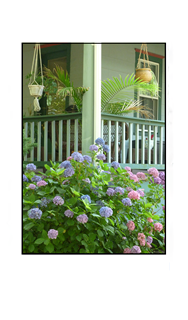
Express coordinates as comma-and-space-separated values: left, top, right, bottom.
64, 167, 75, 177
26, 163, 36, 171
64, 209, 74, 218
76, 214, 88, 224
126, 187, 133, 192
72, 152, 84, 162
96, 200, 105, 207
137, 189, 145, 197
81, 195, 91, 203
154, 177, 162, 184
59, 160, 72, 169
111, 161, 120, 170
31, 175, 42, 182
102, 144, 110, 153
159, 171, 165, 180
53, 196, 64, 206
82, 178, 91, 184
160, 179, 165, 185
23, 174, 29, 182
28, 208, 42, 219
95, 137, 105, 145
89, 144, 98, 152
114, 187, 125, 195
48, 229, 58, 239
37, 180, 48, 187
97, 154, 106, 161
122, 198, 132, 206
28, 184, 36, 190
106, 188, 115, 196
90, 186, 99, 195
40, 197, 51, 207
83, 155, 92, 163
99, 206, 113, 218
147, 236, 153, 244
130, 246, 141, 253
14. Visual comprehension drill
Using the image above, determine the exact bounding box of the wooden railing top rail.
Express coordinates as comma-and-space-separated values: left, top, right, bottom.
101, 113, 165, 127
23, 112, 82, 123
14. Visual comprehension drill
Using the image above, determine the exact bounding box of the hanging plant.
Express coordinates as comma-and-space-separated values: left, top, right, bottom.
28, 44, 44, 112
135, 43, 152, 83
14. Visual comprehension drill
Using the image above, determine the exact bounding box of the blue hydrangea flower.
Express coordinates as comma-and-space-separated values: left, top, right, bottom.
53, 196, 64, 206
59, 160, 72, 169
64, 209, 74, 218
40, 197, 51, 207
31, 175, 42, 182
122, 198, 132, 206
153, 177, 162, 184
81, 195, 91, 203
82, 178, 91, 184
23, 174, 29, 182
114, 187, 125, 195
48, 229, 58, 239
97, 154, 106, 161
106, 188, 115, 196
83, 155, 92, 163
96, 200, 105, 207
95, 137, 105, 145
26, 163, 36, 171
72, 152, 84, 162
111, 161, 120, 170
90, 186, 99, 195
28, 208, 42, 219
99, 206, 113, 218
102, 144, 110, 153
64, 167, 75, 177
89, 144, 98, 151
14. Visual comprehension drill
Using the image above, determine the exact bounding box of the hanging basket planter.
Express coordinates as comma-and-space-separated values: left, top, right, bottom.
135, 44, 152, 83
28, 44, 44, 111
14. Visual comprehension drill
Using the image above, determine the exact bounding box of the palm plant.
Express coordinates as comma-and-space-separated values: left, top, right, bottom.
101, 72, 159, 118
43, 65, 89, 112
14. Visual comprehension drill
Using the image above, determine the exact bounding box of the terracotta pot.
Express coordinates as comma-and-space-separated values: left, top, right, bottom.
135, 68, 152, 83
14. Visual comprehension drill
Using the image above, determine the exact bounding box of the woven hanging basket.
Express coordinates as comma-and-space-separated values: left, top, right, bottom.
135, 44, 152, 83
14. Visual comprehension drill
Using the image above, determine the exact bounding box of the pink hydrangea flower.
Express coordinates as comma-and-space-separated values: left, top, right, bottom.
162, 206, 165, 211
137, 189, 145, 197
128, 190, 140, 200
28, 184, 36, 189
139, 239, 146, 246
123, 248, 131, 253
136, 172, 146, 180
137, 233, 145, 240
67, 156, 73, 160
124, 166, 131, 172
129, 174, 139, 182
147, 217, 153, 223
37, 180, 48, 187
126, 220, 135, 231
147, 167, 159, 178
154, 223, 163, 232
146, 242, 152, 248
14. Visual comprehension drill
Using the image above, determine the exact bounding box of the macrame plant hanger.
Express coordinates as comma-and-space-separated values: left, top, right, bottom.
28, 43, 44, 112
135, 43, 152, 83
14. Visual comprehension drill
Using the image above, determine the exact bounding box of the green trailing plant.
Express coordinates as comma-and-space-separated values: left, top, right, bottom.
101, 72, 160, 118
23, 129, 38, 157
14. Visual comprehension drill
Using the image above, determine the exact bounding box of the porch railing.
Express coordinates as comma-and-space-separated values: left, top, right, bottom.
101, 113, 165, 170
23, 113, 82, 167
23, 112, 165, 170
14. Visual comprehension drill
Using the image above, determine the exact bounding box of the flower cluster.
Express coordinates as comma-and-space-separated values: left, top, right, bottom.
28, 184, 36, 190
64, 167, 75, 177
106, 188, 115, 196
137, 189, 145, 197
127, 221, 135, 231
53, 196, 64, 206
82, 178, 91, 184
40, 197, 51, 207
99, 206, 113, 218
137, 233, 146, 246
48, 229, 58, 239
95, 137, 105, 145
81, 195, 91, 203
102, 144, 110, 153
37, 180, 48, 187
89, 144, 98, 151
97, 154, 106, 161
136, 172, 146, 180
59, 160, 72, 169
23, 174, 29, 182
129, 172, 139, 183
130, 246, 141, 253
72, 152, 84, 162
28, 208, 42, 219
114, 187, 125, 195
64, 210, 74, 218
76, 214, 88, 224
83, 155, 92, 163
96, 200, 105, 207
154, 223, 163, 232
128, 190, 140, 200
31, 175, 42, 182
124, 166, 131, 172
111, 161, 120, 170
148, 167, 159, 178
122, 198, 132, 206
26, 163, 36, 171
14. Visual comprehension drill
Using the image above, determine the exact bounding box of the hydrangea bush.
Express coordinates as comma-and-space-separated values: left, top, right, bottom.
23, 138, 165, 254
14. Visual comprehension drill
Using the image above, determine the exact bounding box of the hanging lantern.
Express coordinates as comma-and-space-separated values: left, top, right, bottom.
28, 43, 44, 112
135, 43, 152, 83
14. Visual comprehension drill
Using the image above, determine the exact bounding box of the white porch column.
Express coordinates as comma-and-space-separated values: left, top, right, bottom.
94, 44, 101, 141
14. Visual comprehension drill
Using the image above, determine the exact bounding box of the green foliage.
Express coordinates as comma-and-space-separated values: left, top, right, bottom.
23, 143, 165, 254
23, 129, 38, 157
